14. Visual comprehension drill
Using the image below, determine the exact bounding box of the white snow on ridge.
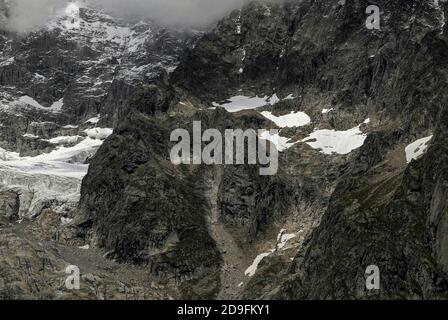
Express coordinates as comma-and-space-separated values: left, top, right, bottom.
405, 135, 433, 163
302, 119, 370, 155
261, 111, 311, 128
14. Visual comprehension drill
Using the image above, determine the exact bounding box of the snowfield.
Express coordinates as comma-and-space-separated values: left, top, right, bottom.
302, 119, 370, 155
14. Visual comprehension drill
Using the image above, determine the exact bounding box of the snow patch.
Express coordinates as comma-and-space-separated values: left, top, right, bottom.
19, 96, 45, 109
405, 135, 433, 163
245, 250, 275, 277
61, 217, 73, 226
0, 57, 15, 67
84, 128, 113, 140
16, 96, 62, 113
50, 98, 64, 112
85, 116, 100, 124
302, 120, 370, 155
47, 136, 82, 145
245, 229, 297, 277
261, 111, 311, 128
259, 131, 297, 152
23, 134, 39, 139
212, 94, 294, 113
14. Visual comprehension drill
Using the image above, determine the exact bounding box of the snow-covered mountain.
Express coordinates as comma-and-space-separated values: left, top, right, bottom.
0, 1, 197, 219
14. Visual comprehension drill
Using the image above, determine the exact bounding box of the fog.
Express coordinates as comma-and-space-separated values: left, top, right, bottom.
1, 0, 253, 33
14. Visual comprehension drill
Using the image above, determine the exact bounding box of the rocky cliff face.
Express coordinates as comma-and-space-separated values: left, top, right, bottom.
2, 0, 448, 300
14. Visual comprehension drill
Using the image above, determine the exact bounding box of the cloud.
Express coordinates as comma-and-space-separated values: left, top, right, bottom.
93, 0, 250, 26
0, 0, 252, 33
1, 0, 67, 33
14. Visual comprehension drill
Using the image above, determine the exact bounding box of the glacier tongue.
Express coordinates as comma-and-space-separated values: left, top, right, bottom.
0, 133, 112, 218
0, 168, 81, 218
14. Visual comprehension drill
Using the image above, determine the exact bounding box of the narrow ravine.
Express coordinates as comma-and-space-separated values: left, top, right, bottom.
204, 167, 249, 299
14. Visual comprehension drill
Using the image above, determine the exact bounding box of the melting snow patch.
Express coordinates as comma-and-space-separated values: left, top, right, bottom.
0, 57, 14, 67
405, 135, 433, 163
78, 245, 90, 250
259, 131, 297, 152
245, 228, 297, 277
212, 95, 272, 112
212, 94, 294, 113
276, 229, 296, 249
23, 134, 39, 139
322, 108, 334, 114
16, 96, 62, 113
277, 233, 296, 250
85, 116, 100, 124
50, 99, 64, 112
61, 217, 73, 226
19, 96, 45, 109
302, 120, 369, 155
261, 111, 311, 128
48, 136, 82, 145
34, 73, 46, 81
245, 250, 275, 277
84, 128, 113, 140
